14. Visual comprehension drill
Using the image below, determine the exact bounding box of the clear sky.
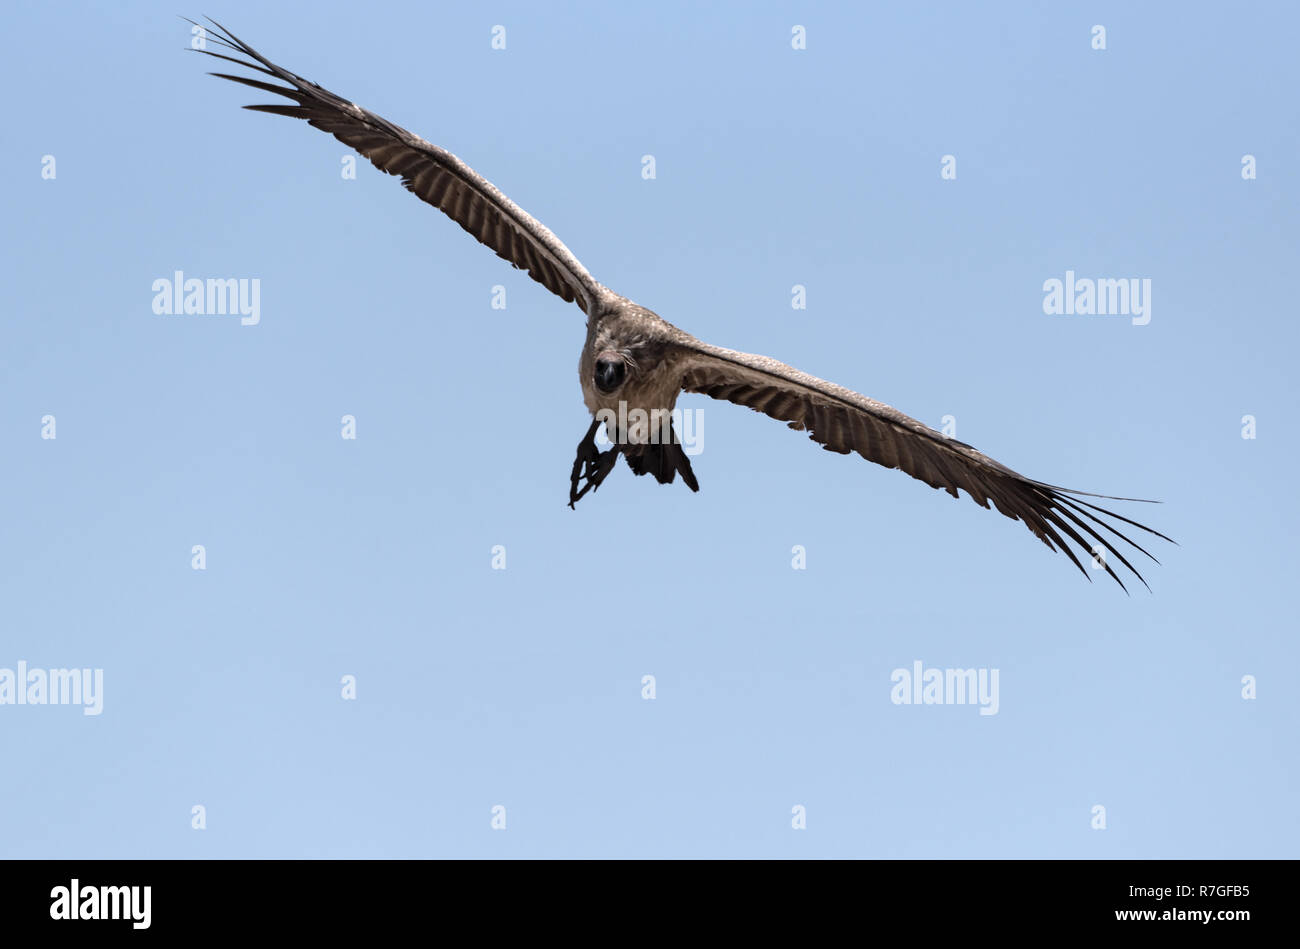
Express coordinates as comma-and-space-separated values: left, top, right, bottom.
2, 0, 1296, 858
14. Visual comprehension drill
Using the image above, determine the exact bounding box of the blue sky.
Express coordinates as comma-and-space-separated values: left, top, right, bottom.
1, 0, 1296, 857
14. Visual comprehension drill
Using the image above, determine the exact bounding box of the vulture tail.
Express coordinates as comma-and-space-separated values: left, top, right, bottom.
623, 425, 700, 492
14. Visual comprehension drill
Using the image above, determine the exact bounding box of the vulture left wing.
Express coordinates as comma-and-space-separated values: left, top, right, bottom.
671, 336, 1173, 591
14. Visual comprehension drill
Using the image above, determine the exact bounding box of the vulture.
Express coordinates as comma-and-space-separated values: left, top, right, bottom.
190, 20, 1173, 591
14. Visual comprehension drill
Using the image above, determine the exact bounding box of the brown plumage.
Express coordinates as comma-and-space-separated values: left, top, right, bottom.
192, 20, 1173, 591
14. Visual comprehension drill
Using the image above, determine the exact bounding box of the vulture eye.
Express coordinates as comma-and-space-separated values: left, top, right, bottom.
594, 356, 626, 393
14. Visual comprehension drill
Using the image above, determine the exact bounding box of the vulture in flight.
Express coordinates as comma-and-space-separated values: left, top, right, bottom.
191, 20, 1173, 591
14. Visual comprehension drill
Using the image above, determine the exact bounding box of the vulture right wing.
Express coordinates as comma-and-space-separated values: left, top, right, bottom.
192, 19, 611, 316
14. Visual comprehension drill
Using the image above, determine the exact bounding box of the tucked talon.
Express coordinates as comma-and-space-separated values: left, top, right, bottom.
570, 417, 619, 508
570, 447, 619, 507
